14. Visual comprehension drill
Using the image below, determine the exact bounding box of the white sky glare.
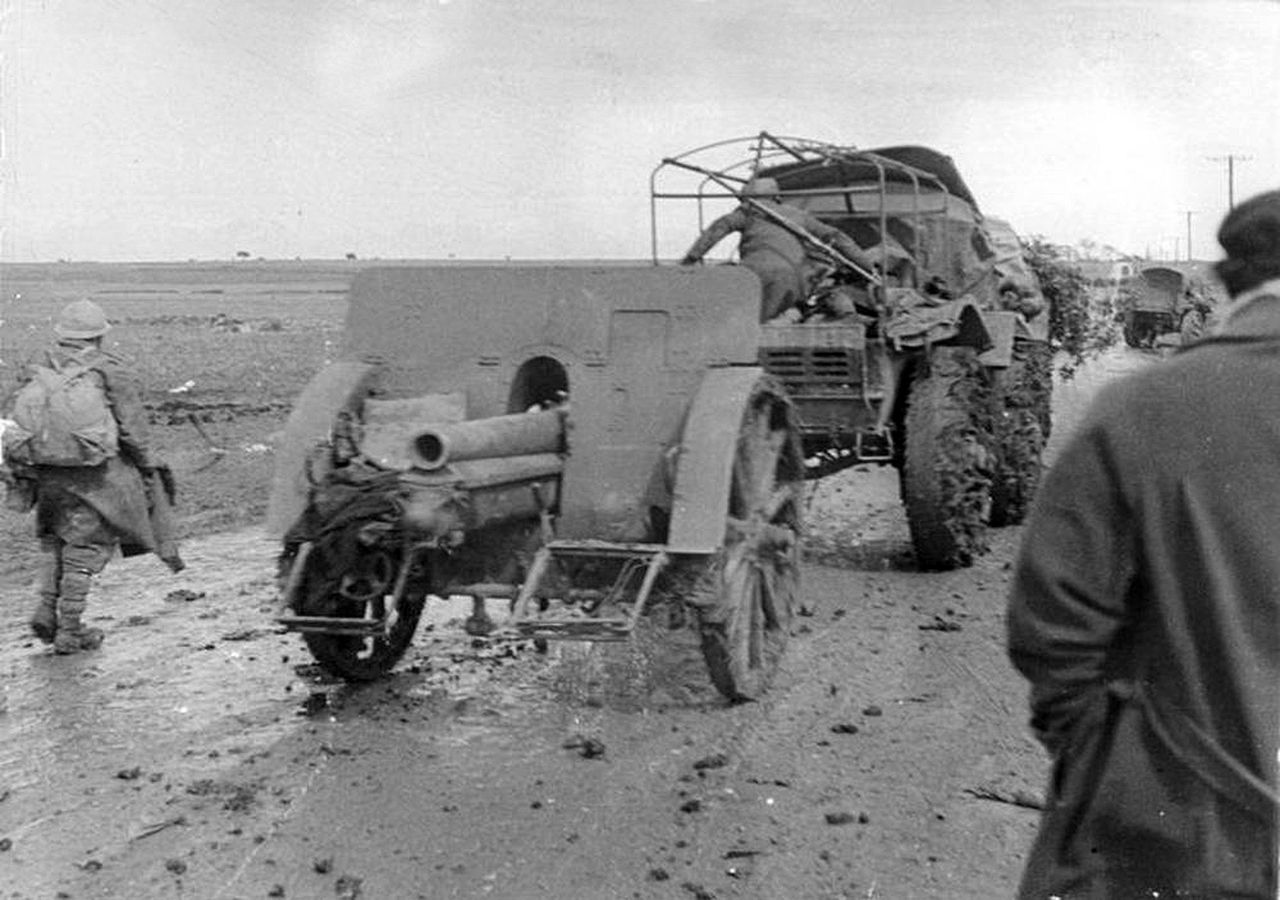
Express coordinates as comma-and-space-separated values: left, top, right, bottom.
2, 0, 1277, 262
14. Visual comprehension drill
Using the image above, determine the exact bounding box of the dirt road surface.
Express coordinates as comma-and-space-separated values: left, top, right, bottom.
0, 348, 1152, 900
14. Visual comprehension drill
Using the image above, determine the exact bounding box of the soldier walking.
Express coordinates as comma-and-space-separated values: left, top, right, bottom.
2, 299, 183, 655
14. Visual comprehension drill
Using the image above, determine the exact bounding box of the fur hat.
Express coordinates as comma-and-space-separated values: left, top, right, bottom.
1215, 189, 1280, 297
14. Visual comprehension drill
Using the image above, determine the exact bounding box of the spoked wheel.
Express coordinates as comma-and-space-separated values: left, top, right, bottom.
293, 543, 427, 682
696, 378, 805, 702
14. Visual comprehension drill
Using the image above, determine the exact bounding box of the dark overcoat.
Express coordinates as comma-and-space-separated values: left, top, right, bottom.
1007, 283, 1280, 898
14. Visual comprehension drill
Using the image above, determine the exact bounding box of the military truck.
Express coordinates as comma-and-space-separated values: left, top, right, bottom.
653, 133, 1053, 567
1121, 265, 1216, 348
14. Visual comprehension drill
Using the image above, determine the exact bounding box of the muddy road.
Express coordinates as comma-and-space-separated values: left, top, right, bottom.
0, 348, 1153, 900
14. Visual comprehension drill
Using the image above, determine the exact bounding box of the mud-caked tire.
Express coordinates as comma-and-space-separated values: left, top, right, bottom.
989, 409, 1045, 527
901, 346, 994, 570
990, 341, 1051, 527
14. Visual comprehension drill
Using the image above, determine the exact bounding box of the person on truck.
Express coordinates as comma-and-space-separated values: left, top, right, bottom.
680, 176, 878, 322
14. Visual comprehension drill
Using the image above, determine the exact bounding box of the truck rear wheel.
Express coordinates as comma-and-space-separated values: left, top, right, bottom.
990, 346, 1049, 527
989, 409, 1044, 527
696, 379, 804, 702
902, 347, 993, 569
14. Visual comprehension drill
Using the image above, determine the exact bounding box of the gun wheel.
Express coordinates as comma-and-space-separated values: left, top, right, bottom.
696, 379, 804, 702
294, 545, 426, 682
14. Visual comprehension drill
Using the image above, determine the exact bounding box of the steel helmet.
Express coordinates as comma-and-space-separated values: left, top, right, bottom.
55, 299, 111, 339
742, 177, 780, 199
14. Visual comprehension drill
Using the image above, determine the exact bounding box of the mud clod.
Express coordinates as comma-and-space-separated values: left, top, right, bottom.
313, 855, 334, 873
862, 705, 883, 717
164, 589, 207, 603
830, 723, 860, 735
164, 858, 188, 874
335, 874, 364, 898
562, 734, 606, 759
825, 811, 855, 825
692, 752, 728, 771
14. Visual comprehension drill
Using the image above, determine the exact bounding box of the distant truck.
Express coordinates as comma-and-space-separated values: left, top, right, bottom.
1121, 265, 1216, 348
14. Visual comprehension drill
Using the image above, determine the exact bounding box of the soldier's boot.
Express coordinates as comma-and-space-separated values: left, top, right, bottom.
54, 598, 104, 655
31, 539, 62, 643
464, 594, 496, 636
29, 593, 59, 644
53, 565, 103, 655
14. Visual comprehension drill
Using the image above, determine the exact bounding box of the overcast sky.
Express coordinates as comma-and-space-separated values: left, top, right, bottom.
2, 0, 1277, 263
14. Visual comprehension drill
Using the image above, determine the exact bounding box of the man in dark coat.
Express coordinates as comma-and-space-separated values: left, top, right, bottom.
1006, 190, 1280, 898
5, 299, 183, 654
680, 176, 880, 322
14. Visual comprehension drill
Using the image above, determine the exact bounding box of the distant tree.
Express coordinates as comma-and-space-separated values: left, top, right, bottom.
1024, 235, 1119, 379
345, 252, 358, 261
235, 250, 250, 260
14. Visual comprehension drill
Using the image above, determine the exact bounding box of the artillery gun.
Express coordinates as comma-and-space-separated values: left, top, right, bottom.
269, 265, 803, 701
653, 133, 1053, 565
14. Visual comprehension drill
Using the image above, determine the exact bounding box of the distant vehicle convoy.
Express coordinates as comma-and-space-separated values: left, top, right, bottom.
267, 133, 1052, 699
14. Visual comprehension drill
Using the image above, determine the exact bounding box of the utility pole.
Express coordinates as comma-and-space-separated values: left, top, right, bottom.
1207, 154, 1252, 210
1182, 210, 1195, 261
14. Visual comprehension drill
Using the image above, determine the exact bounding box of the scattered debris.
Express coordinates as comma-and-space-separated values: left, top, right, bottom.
132, 816, 187, 841
679, 798, 702, 814
164, 858, 187, 875
723, 849, 761, 859
116, 766, 143, 780
562, 734, 606, 759
648, 867, 670, 881
830, 723, 860, 735
313, 856, 334, 874
335, 874, 363, 899
964, 786, 1044, 810
681, 881, 715, 900
692, 752, 728, 771
825, 811, 855, 825
862, 705, 883, 717
164, 589, 206, 603
268, 886, 285, 898
919, 615, 963, 632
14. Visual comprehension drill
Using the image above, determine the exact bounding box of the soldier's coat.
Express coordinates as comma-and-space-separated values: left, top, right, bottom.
1008, 281, 1280, 899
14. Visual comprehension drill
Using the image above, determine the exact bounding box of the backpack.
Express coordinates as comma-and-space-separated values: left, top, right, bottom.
5, 351, 119, 467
